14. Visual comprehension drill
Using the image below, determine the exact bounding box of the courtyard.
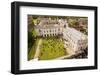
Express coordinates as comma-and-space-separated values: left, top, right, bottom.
39, 36, 67, 60
28, 36, 68, 61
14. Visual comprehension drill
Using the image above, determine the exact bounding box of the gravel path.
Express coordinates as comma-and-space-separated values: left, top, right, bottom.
34, 39, 42, 59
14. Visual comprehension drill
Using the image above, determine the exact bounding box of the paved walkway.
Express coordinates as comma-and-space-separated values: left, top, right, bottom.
66, 48, 75, 55
34, 39, 42, 59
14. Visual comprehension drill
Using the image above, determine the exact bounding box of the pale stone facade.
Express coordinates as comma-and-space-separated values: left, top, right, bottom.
63, 27, 87, 53
34, 18, 67, 37
34, 18, 87, 53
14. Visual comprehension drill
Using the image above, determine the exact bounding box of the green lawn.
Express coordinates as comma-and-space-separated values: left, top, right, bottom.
28, 38, 39, 61
39, 37, 67, 60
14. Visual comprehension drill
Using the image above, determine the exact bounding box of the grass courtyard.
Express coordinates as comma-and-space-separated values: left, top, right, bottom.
38, 37, 67, 60
28, 36, 68, 61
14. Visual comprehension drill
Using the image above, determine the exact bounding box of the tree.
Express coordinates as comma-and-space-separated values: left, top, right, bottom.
28, 31, 35, 52
32, 29, 37, 38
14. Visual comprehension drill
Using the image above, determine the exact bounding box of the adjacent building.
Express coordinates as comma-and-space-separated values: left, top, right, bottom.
63, 27, 87, 53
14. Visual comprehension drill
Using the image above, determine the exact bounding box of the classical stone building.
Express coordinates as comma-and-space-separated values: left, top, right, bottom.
34, 18, 67, 37
34, 18, 87, 53
63, 27, 87, 53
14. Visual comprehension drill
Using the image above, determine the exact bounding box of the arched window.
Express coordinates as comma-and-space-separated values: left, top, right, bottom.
50, 29, 51, 32
55, 29, 56, 32
64, 24, 66, 28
